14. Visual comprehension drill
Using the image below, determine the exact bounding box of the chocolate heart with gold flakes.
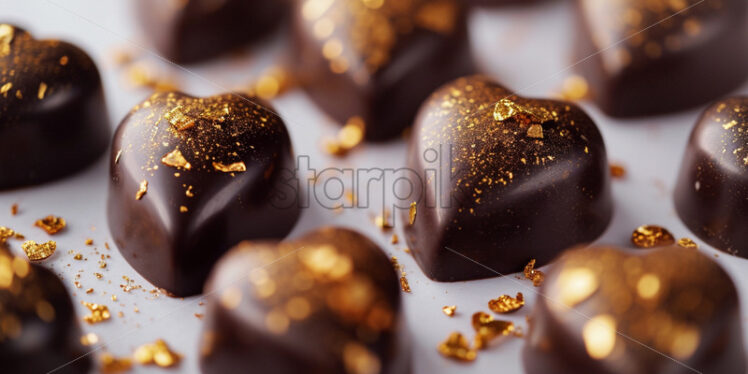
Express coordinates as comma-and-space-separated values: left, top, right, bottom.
575, 0, 748, 117
292, 0, 474, 140
199, 227, 411, 374
0, 250, 92, 374
108, 92, 300, 297
401, 75, 612, 282
0, 24, 110, 189
523, 246, 745, 374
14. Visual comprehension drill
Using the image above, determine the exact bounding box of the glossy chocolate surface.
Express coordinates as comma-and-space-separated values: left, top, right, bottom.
0, 251, 91, 374
108, 92, 299, 297
199, 227, 410, 374
292, 0, 474, 141
402, 75, 612, 281
134, 0, 288, 63
523, 246, 745, 374
0, 24, 110, 190
575, 0, 748, 117
675, 97, 748, 258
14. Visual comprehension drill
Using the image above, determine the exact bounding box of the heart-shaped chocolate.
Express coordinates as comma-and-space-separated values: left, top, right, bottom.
675, 97, 748, 258
108, 92, 300, 296
0, 24, 110, 189
523, 246, 745, 374
292, 0, 474, 140
199, 227, 410, 374
134, 0, 288, 63
0, 250, 91, 374
401, 75, 612, 281
575, 0, 748, 117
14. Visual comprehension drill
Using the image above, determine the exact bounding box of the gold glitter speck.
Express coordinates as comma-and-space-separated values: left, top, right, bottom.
399, 276, 411, 293
34, 215, 66, 235
21, 240, 56, 261
442, 305, 457, 317
632, 225, 675, 248
38, 82, 47, 99
164, 105, 195, 131
161, 149, 191, 170
212, 161, 246, 173
409, 202, 417, 225
0, 24, 13, 57
99, 353, 132, 373
488, 293, 524, 313
677, 237, 698, 248
135, 180, 148, 200
523, 259, 545, 287
437, 332, 476, 362
527, 124, 544, 139
472, 311, 515, 349
81, 301, 110, 324
134, 339, 181, 368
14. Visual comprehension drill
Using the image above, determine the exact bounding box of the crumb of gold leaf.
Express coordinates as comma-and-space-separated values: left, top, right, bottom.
164, 105, 195, 131
409, 202, 417, 225
82, 301, 111, 324
472, 311, 515, 349
375, 210, 392, 230
179, 206, 188, 213
161, 149, 191, 170
135, 180, 148, 200
10, 203, 18, 215
610, 163, 626, 179
73, 253, 83, 260
22, 240, 56, 261
399, 276, 411, 293
0, 226, 16, 243
523, 259, 545, 287
677, 237, 698, 249
494, 98, 553, 123
391, 234, 398, 244
527, 124, 544, 139
34, 215, 66, 235
212, 161, 246, 173
94, 272, 103, 279
560, 75, 589, 101
80, 332, 99, 346
437, 332, 476, 362
134, 339, 181, 368
631, 225, 675, 248
0, 24, 13, 58
442, 305, 457, 317
194, 313, 204, 319
86, 288, 94, 294
85, 238, 94, 246
488, 293, 524, 314
100, 353, 133, 373
38, 82, 47, 100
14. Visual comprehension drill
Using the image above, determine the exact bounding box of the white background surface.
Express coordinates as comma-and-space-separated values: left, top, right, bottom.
1, 0, 747, 373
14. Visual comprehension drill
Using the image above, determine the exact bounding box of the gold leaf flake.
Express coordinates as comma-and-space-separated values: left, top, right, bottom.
488, 293, 524, 313
437, 332, 476, 362
135, 180, 148, 200
34, 215, 66, 235
494, 98, 553, 123
164, 105, 195, 131
472, 311, 515, 349
631, 225, 675, 248
390, 234, 398, 244
399, 276, 411, 293
409, 202, 417, 225
38, 82, 47, 100
610, 163, 626, 179
212, 161, 246, 173
523, 259, 545, 287
21, 240, 56, 261
59, 55, 69, 66
677, 237, 698, 249
0, 82, 12, 97
0, 24, 14, 57
99, 353, 132, 373
527, 124, 544, 139
81, 301, 110, 324
442, 305, 457, 317
134, 339, 181, 368
161, 149, 191, 170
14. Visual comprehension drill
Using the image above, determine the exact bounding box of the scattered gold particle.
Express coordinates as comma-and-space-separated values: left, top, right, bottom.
21, 240, 56, 261
523, 259, 545, 287
0, 82, 11, 97
80, 332, 99, 346
10, 203, 18, 215
73, 253, 83, 260
390, 234, 398, 244
472, 311, 515, 349
437, 332, 476, 362
81, 301, 110, 324
526, 124, 544, 139
179, 206, 188, 213
610, 163, 626, 179
99, 353, 133, 373
94, 273, 103, 279
85, 238, 94, 246
212, 161, 247, 173
631, 225, 675, 248
0, 226, 16, 243
488, 293, 524, 314
134, 339, 181, 367
135, 180, 148, 200
442, 305, 457, 317
37, 82, 47, 99
194, 313, 204, 319
86, 288, 94, 294
409, 202, 417, 225
164, 105, 195, 131
59, 55, 69, 65
494, 98, 553, 123
375, 210, 392, 230
0, 24, 13, 58
34, 215, 66, 235
161, 149, 192, 170
677, 237, 698, 249
399, 276, 411, 293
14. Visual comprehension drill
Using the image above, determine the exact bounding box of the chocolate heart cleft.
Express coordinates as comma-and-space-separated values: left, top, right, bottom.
401, 75, 613, 281
199, 227, 411, 374
108, 92, 300, 296
0, 24, 110, 189
675, 97, 748, 258
523, 245, 745, 374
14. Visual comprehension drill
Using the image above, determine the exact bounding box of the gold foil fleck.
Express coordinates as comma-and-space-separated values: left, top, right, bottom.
526, 124, 544, 139
437, 332, 477, 362
494, 98, 553, 123
399, 276, 411, 293
212, 161, 247, 173
38, 82, 47, 100
59, 55, 69, 66
0, 24, 14, 57
610, 163, 626, 179
0, 227, 16, 243
488, 293, 524, 314
677, 237, 698, 249
135, 180, 148, 200
409, 202, 417, 225
179, 206, 188, 213
99, 353, 133, 373
631, 225, 675, 248
161, 149, 191, 170
81, 301, 111, 324
164, 105, 195, 131
21, 240, 56, 261
0, 82, 12, 97
10, 204, 18, 215
34, 215, 66, 235
442, 305, 457, 317
523, 259, 545, 287
390, 234, 398, 244
85, 238, 93, 246
472, 311, 515, 349
134, 339, 181, 368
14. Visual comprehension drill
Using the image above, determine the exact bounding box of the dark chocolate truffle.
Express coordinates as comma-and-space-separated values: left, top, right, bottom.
523, 246, 745, 374
0, 24, 110, 190
674, 97, 748, 258
0, 251, 91, 374
108, 92, 300, 297
133, 0, 288, 63
575, 0, 748, 117
401, 75, 612, 281
292, 0, 474, 141
199, 227, 410, 374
